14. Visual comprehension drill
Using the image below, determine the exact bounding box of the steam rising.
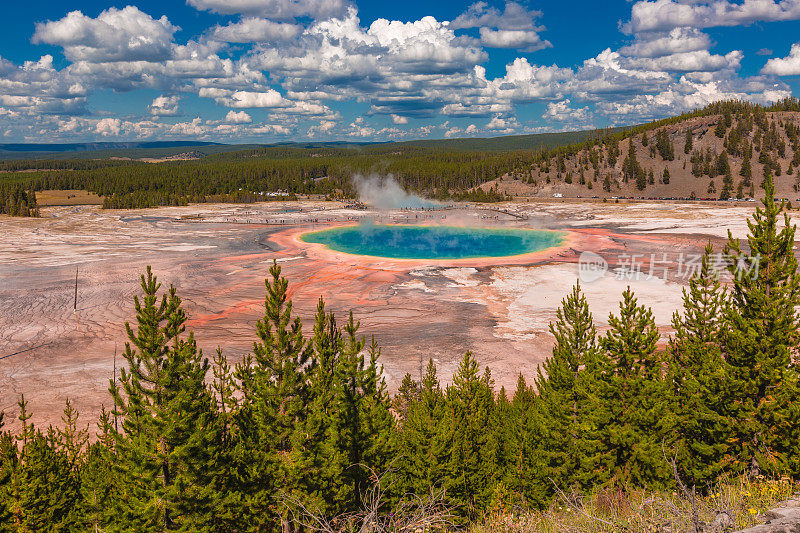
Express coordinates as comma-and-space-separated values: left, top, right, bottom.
353, 174, 439, 209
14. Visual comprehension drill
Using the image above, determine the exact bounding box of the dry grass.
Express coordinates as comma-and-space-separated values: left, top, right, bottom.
285, 466, 459, 533
36, 189, 103, 206
283, 475, 795, 533
472, 477, 797, 533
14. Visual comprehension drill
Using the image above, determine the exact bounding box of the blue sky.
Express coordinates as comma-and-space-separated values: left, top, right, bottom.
1, 0, 800, 143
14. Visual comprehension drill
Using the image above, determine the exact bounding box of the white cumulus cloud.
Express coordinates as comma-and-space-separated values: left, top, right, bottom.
187, 0, 349, 21
149, 95, 180, 116
95, 117, 121, 136
623, 0, 800, 34
543, 99, 592, 123
620, 28, 712, 58
762, 43, 800, 75
33, 6, 178, 62
225, 110, 253, 123
208, 18, 302, 42
452, 1, 552, 52
218, 89, 287, 108
478, 28, 551, 52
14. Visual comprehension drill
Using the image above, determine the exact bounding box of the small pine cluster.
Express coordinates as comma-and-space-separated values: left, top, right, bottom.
0, 184, 38, 217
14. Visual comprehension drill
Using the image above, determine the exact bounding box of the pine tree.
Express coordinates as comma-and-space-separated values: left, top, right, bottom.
535, 282, 598, 492
623, 139, 644, 186
438, 353, 499, 520
396, 359, 446, 499
328, 318, 394, 514
211, 348, 237, 439
16, 431, 80, 530
721, 172, 800, 477
15, 395, 34, 453
594, 288, 670, 488
715, 117, 727, 138
656, 129, 675, 161
491, 386, 515, 508
76, 407, 117, 532
234, 260, 309, 531
740, 155, 752, 182
393, 373, 420, 426
0, 420, 18, 530
667, 245, 730, 487
110, 266, 217, 531
603, 174, 612, 192
662, 168, 671, 184
290, 302, 394, 519
4, 397, 35, 530
721, 170, 734, 200
359, 336, 396, 483
200, 348, 241, 531
716, 152, 731, 177
504, 375, 546, 508
3, 398, 81, 530
607, 139, 620, 167
289, 298, 342, 516
684, 129, 693, 154
56, 398, 87, 468
636, 169, 647, 190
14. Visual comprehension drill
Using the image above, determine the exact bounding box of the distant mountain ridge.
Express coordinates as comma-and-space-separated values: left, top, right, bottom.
0, 128, 626, 160
0, 141, 223, 153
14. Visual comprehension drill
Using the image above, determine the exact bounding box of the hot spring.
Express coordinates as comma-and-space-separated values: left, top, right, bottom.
300, 225, 565, 260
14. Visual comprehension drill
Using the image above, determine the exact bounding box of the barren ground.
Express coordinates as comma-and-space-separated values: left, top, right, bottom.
0, 200, 763, 431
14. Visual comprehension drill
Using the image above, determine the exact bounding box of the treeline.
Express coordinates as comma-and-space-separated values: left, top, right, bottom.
0, 147, 534, 209
1, 175, 799, 530
0, 159, 132, 172
0, 183, 38, 217
3, 98, 800, 209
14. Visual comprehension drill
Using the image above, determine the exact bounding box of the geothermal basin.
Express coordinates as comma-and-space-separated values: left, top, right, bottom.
299, 224, 566, 260
0, 199, 757, 431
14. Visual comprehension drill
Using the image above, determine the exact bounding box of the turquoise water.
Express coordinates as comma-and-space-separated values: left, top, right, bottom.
300, 225, 565, 260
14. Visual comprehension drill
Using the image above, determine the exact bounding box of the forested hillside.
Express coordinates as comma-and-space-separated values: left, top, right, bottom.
486, 99, 800, 199
1, 175, 798, 531
4, 99, 800, 215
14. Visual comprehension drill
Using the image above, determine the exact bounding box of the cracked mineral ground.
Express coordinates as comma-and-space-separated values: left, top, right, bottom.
0, 200, 764, 431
